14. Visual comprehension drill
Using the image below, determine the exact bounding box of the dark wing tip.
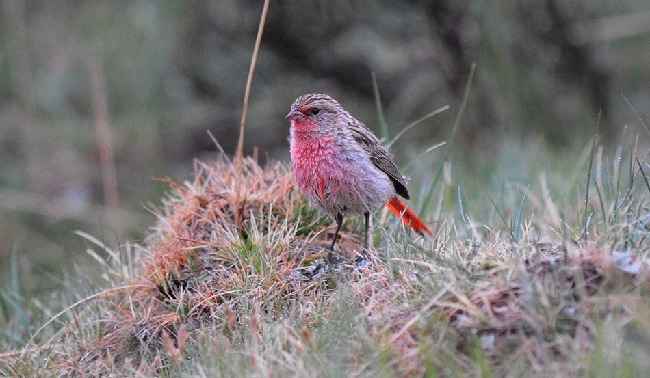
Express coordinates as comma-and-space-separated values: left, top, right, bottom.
347, 120, 410, 199
392, 179, 410, 199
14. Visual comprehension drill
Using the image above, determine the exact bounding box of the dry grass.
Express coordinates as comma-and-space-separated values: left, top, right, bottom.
2, 146, 650, 377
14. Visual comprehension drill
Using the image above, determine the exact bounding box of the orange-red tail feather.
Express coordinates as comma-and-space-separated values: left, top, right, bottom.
385, 197, 432, 236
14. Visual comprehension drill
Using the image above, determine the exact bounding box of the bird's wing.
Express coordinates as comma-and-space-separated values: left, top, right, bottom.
348, 120, 410, 199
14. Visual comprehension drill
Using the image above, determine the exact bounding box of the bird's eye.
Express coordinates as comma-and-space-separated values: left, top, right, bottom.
307, 108, 320, 116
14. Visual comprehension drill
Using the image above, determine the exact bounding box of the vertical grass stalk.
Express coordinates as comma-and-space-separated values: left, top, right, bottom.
235, 0, 271, 166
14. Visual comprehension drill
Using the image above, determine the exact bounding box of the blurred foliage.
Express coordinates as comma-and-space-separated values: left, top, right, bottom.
0, 0, 649, 295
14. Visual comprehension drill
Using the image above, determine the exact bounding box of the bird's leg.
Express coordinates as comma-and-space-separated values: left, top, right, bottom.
330, 213, 344, 250
328, 212, 343, 264
364, 211, 371, 250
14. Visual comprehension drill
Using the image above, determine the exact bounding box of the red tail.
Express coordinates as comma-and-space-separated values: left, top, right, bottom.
385, 197, 432, 236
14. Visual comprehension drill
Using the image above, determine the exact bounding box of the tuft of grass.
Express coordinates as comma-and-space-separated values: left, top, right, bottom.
292, 200, 331, 237
0, 251, 30, 348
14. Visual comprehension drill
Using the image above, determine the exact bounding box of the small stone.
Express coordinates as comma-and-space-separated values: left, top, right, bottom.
612, 250, 642, 275
480, 333, 495, 350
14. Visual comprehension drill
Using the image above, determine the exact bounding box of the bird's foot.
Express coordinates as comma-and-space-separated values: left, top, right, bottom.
326, 248, 340, 267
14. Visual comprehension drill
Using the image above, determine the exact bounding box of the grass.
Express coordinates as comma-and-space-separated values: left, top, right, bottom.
1, 134, 649, 377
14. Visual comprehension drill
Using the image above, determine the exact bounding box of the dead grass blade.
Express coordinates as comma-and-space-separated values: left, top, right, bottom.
235, 0, 271, 165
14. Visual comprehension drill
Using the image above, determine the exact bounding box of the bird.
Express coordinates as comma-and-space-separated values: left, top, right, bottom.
286, 93, 432, 258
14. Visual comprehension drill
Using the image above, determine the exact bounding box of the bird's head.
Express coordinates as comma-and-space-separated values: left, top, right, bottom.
286, 93, 345, 132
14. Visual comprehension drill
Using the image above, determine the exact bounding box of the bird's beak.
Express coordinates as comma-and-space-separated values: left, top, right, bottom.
285, 109, 301, 120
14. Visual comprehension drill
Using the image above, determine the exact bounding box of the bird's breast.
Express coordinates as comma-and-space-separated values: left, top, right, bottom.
290, 132, 343, 197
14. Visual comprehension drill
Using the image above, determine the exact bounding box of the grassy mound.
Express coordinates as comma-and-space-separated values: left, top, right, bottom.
2, 152, 650, 377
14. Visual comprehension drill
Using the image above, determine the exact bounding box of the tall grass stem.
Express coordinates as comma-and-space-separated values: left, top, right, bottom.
235, 0, 271, 166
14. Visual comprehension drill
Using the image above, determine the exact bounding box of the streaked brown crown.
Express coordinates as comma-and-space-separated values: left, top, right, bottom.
290, 93, 344, 116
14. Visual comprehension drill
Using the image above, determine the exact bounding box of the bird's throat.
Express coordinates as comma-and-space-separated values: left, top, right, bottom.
290, 129, 335, 162
290, 120, 338, 189
290, 118, 317, 132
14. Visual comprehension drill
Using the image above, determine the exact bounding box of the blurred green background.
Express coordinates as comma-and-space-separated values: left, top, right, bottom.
1, 0, 649, 299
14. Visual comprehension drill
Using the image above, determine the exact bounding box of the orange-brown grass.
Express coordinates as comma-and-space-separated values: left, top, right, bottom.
3, 152, 650, 377
20, 157, 408, 376
144, 158, 298, 282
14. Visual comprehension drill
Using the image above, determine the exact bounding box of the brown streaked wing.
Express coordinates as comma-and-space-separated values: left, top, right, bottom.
348, 120, 410, 199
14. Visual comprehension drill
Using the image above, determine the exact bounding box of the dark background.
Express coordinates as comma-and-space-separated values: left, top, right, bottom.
1, 0, 649, 296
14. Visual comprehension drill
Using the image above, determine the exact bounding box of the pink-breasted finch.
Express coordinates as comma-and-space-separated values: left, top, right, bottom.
287, 93, 432, 253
